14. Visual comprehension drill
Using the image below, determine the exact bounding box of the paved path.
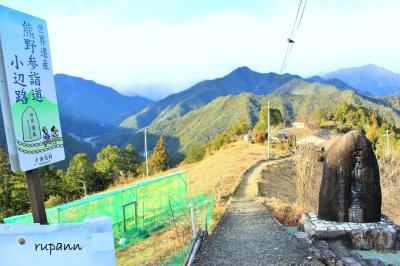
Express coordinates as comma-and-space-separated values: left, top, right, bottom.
194, 158, 310, 266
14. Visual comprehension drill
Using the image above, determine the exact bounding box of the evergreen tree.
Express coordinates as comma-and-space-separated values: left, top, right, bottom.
0, 147, 12, 220
64, 153, 98, 200
333, 101, 350, 124
366, 112, 380, 148
254, 107, 283, 131
120, 144, 139, 178
40, 165, 63, 201
311, 107, 327, 126
94, 145, 123, 184
0, 147, 30, 220
149, 135, 169, 174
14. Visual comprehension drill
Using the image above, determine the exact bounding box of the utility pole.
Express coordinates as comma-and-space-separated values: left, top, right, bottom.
267, 100, 270, 159
144, 128, 149, 177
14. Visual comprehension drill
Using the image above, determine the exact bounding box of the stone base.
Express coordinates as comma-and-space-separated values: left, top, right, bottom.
299, 212, 400, 251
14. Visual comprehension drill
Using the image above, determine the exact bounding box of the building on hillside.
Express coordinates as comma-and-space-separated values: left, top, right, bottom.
291, 120, 307, 128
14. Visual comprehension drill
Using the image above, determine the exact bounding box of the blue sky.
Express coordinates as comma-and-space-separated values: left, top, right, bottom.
1, 0, 400, 99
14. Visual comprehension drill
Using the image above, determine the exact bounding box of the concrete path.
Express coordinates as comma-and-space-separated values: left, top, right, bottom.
194, 158, 310, 265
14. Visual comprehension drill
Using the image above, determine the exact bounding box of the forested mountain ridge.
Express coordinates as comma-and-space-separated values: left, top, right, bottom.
120, 67, 303, 130
94, 81, 400, 166
1, 68, 400, 169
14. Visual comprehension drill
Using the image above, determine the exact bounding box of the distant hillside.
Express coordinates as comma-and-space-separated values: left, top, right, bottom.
147, 85, 400, 150
323, 64, 400, 96
120, 66, 377, 131
306, 76, 353, 90
276, 79, 346, 95
382, 95, 400, 112
56, 74, 153, 136
120, 67, 302, 130
95, 81, 400, 167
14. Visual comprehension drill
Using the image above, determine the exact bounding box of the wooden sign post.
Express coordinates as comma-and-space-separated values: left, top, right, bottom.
0, 5, 65, 224
25, 169, 48, 224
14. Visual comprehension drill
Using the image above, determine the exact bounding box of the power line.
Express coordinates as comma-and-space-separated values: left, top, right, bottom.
279, 0, 308, 75
282, 44, 294, 75
280, 43, 291, 74
297, 0, 308, 32
290, 0, 303, 39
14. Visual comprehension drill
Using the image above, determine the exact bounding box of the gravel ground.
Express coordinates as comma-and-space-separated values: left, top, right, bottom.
194, 159, 311, 266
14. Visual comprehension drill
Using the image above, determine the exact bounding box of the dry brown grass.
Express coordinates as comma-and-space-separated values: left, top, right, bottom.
258, 158, 296, 201
117, 224, 192, 266
259, 144, 323, 226
263, 197, 305, 226
116, 141, 268, 265
379, 155, 400, 224
293, 145, 321, 209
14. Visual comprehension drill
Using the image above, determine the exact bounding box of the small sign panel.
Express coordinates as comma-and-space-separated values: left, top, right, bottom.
0, 5, 65, 172
0, 216, 116, 266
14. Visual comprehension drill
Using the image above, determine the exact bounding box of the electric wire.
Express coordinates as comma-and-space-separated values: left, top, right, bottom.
297, 0, 308, 32
279, 0, 307, 74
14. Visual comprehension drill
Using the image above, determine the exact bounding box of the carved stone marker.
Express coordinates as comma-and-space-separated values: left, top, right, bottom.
318, 130, 381, 223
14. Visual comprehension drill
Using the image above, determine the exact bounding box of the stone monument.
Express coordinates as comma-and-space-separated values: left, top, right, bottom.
318, 130, 381, 223
299, 130, 399, 252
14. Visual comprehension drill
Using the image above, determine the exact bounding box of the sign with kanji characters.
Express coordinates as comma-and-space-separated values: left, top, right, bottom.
0, 5, 64, 172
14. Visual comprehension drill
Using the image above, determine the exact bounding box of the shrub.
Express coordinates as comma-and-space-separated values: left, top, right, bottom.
253, 130, 265, 144
185, 143, 206, 163
207, 118, 249, 152
45, 195, 63, 208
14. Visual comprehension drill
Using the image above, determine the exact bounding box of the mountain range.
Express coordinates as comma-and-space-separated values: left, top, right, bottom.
93, 79, 400, 167
97, 66, 400, 165
323, 64, 400, 96
55, 74, 153, 137
144, 80, 400, 151
0, 64, 399, 169
120, 66, 362, 130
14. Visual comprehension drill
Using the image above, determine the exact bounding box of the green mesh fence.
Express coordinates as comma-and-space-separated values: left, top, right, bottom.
158, 192, 214, 266
4, 170, 214, 253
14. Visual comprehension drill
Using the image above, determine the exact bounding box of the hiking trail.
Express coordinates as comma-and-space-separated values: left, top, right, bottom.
194, 157, 310, 265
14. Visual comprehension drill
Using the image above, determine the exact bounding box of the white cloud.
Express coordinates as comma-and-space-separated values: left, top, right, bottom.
45, 1, 400, 98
